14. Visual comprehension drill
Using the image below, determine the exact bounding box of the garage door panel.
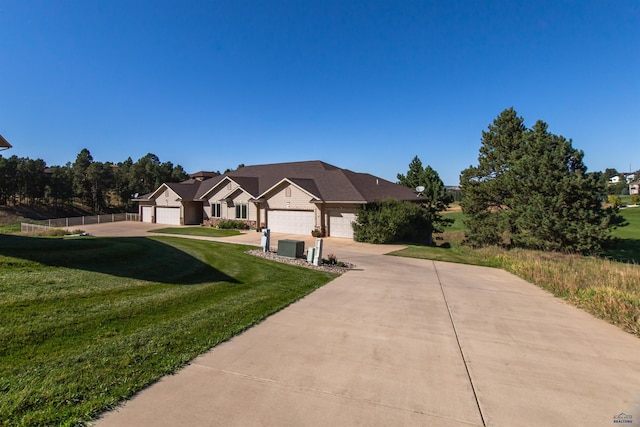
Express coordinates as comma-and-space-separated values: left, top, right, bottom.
156, 207, 181, 225
141, 206, 153, 223
268, 210, 315, 235
329, 212, 356, 239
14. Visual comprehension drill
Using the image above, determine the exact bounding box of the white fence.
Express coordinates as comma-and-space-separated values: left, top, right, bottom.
21, 213, 139, 233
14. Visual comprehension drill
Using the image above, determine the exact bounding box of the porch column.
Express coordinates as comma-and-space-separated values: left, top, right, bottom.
254, 202, 261, 229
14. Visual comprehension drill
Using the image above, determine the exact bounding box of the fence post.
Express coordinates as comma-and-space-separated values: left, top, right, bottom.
66, 218, 69, 227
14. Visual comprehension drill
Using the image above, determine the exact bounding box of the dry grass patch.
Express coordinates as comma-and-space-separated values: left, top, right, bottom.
493, 249, 640, 336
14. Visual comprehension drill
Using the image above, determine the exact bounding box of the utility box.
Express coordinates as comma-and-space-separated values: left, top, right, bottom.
277, 240, 305, 258
260, 229, 271, 252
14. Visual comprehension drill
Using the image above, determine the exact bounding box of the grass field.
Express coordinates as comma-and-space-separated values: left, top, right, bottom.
0, 235, 336, 426
603, 207, 640, 263
152, 227, 243, 237
392, 207, 640, 338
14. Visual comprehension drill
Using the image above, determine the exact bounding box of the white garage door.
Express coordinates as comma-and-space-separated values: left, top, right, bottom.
329, 211, 356, 239
155, 207, 181, 225
268, 210, 315, 235
141, 206, 153, 223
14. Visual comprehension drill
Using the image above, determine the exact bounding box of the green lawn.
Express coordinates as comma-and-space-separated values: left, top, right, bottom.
442, 210, 466, 231
0, 223, 20, 234
152, 227, 243, 237
408, 207, 640, 264
0, 235, 336, 426
614, 207, 640, 239
604, 206, 640, 263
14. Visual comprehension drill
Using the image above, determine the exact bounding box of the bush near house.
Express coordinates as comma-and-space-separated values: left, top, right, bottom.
353, 199, 431, 244
204, 218, 254, 229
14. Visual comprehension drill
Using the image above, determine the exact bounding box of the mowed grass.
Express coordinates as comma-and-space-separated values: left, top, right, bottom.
603, 207, 640, 263
0, 235, 336, 426
392, 208, 640, 338
152, 227, 242, 237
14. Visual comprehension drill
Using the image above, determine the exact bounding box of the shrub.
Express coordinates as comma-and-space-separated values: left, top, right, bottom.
608, 195, 623, 208
216, 220, 250, 230
353, 199, 431, 244
631, 194, 640, 205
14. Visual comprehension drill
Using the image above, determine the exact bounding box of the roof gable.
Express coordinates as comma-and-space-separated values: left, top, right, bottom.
259, 178, 321, 200
197, 176, 260, 200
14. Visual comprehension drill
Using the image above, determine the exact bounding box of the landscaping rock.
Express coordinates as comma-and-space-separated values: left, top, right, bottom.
246, 249, 354, 274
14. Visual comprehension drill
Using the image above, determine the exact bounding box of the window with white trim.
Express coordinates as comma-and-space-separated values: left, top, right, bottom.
212, 203, 221, 218
235, 204, 248, 219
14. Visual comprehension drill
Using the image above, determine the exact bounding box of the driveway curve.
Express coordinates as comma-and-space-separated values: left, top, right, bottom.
87, 223, 640, 426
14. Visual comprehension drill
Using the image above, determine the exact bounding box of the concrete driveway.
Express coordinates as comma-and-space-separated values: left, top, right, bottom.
88, 222, 640, 426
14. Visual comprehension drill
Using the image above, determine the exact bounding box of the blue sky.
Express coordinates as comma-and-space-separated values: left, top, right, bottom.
1, 0, 638, 185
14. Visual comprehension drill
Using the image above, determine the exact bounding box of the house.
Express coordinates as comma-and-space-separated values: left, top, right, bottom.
135, 160, 421, 239
609, 176, 621, 184
630, 180, 640, 196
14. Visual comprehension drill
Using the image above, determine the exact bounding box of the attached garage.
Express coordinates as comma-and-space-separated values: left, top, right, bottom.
155, 207, 181, 225
141, 206, 153, 223
329, 211, 356, 239
268, 210, 315, 235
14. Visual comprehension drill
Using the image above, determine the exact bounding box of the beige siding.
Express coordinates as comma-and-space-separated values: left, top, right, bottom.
205, 186, 233, 218
206, 186, 255, 220
268, 183, 313, 209
155, 187, 182, 207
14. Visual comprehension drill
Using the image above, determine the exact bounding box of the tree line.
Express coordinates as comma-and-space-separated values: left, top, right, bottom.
0, 148, 188, 214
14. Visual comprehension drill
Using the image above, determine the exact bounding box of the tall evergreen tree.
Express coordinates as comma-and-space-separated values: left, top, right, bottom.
86, 161, 114, 213
46, 165, 73, 213
72, 148, 94, 208
17, 158, 47, 204
397, 156, 453, 244
114, 157, 136, 208
0, 155, 19, 205
460, 108, 621, 253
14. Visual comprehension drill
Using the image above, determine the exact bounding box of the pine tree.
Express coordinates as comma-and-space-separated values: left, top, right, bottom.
72, 148, 94, 208
460, 108, 620, 253
397, 156, 453, 244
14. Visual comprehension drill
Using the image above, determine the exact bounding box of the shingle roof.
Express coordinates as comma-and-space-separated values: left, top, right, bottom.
164, 181, 202, 201
159, 160, 420, 203
0, 134, 12, 149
